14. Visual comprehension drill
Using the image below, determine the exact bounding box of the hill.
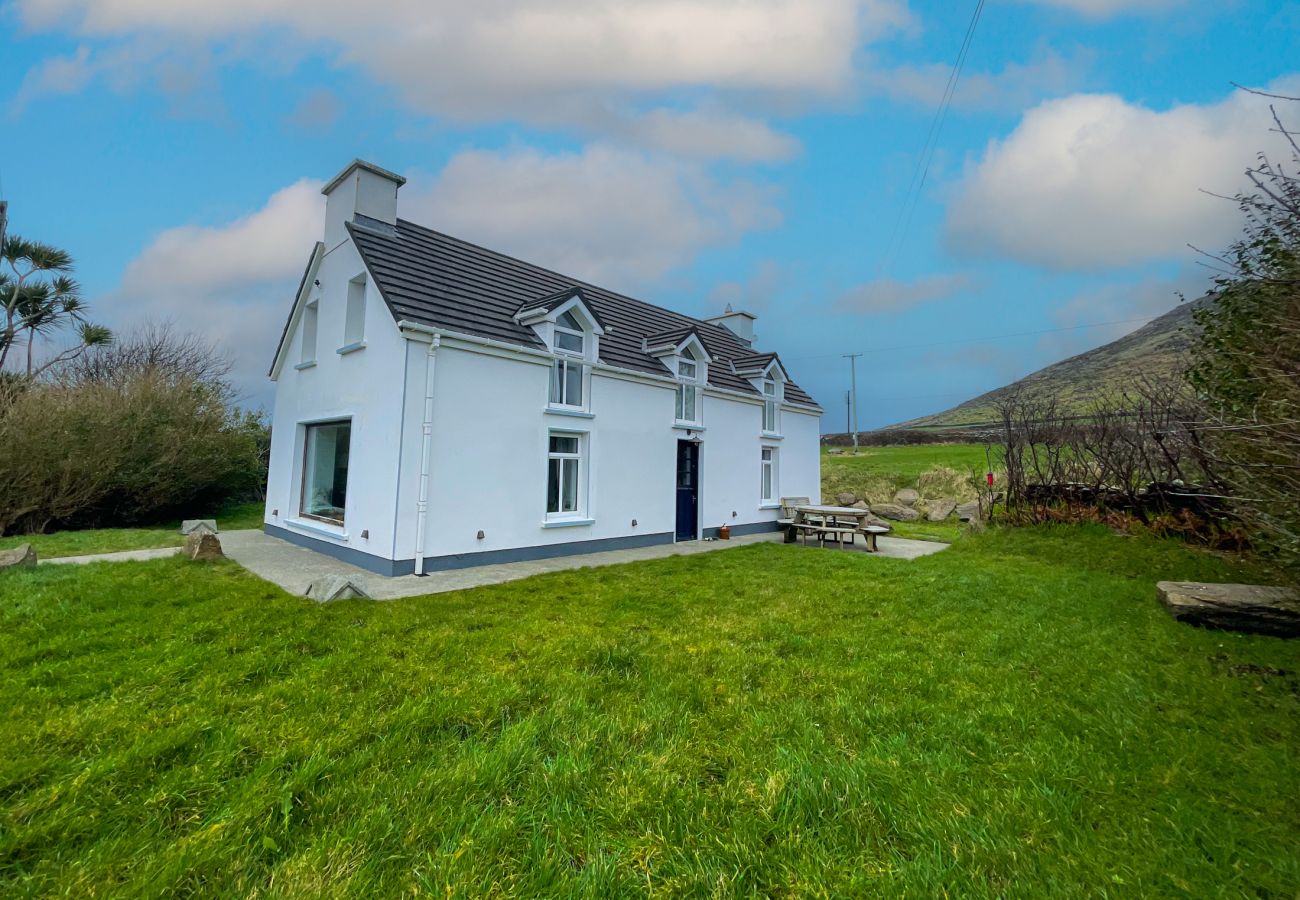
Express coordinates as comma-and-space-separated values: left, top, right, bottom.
891, 295, 1209, 430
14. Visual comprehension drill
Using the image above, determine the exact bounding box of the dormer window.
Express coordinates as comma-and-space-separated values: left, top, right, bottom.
762, 377, 781, 435
549, 310, 589, 409
675, 356, 702, 425
554, 310, 585, 355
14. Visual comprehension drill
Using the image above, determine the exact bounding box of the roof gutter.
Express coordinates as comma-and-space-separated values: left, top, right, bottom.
395, 319, 824, 414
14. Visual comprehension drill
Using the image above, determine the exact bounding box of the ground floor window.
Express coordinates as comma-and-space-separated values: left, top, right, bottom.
301, 420, 351, 525
761, 446, 777, 503
547, 432, 584, 516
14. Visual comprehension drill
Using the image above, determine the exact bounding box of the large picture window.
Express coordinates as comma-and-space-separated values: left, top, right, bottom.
761, 446, 777, 503
546, 432, 584, 516
301, 420, 351, 525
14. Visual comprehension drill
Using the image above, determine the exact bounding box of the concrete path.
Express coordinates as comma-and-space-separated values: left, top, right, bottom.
219, 529, 949, 600
41, 546, 182, 565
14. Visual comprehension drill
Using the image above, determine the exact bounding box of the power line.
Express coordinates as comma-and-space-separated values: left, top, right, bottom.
871, 0, 986, 295
787, 315, 1157, 363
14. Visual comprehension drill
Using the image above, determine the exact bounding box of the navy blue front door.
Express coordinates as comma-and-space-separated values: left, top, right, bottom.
675, 440, 699, 541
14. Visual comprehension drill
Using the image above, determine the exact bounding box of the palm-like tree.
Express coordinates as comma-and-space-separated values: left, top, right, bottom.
2, 235, 112, 377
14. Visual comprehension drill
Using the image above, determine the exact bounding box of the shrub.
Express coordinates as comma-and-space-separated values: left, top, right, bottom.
0, 360, 265, 535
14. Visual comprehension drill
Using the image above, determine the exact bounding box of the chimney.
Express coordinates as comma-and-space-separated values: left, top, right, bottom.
705, 305, 757, 347
322, 159, 406, 247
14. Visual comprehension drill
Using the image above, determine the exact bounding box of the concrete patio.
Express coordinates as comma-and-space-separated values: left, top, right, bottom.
41, 528, 949, 599
219, 528, 950, 600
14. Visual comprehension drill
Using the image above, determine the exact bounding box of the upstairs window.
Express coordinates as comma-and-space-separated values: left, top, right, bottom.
762, 378, 781, 434
299, 300, 319, 366
344, 275, 366, 347
675, 358, 701, 424
549, 310, 587, 408
553, 310, 585, 354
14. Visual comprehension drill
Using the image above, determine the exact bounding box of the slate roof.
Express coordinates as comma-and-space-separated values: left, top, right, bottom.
346, 216, 820, 409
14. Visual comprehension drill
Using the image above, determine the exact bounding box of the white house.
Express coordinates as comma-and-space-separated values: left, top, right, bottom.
263, 160, 823, 576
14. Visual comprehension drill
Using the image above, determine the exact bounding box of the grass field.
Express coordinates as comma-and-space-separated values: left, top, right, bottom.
0, 501, 263, 559
2, 526, 1296, 896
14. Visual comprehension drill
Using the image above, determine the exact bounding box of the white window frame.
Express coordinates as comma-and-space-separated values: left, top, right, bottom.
342, 274, 366, 349
546, 431, 587, 520
674, 357, 702, 425
300, 419, 351, 527
762, 378, 782, 435
761, 445, 777, 504
548, 310, 589, 410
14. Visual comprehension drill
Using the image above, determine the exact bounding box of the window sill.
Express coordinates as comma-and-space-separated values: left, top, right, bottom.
759, 502, 781, 510
294, 360, 317, 371
673, 422, 705, 432
285, 517, 348, 541
545, 407, 595, 419
336, 341, 366, 356
542, 517, 595, 529
761, 432, 784, 441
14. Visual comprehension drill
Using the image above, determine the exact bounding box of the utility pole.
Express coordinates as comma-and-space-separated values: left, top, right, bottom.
843, 353, 862, 452
845, 390, 851, 436
0, 200, 7, 251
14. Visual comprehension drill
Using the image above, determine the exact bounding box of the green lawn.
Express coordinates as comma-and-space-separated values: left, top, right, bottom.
2, 526, 1296, 896
824, 442, 993, 483
0, 501, 264, 559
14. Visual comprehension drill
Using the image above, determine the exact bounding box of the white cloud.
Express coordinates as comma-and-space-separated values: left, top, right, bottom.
620, 109, 801, 163
867, 48, 1094, 114
13, 0, 910, 152
834, 272, 975, 313
945, 81, 1300, 269
103, 145, 781, 401
108, 180, 325, 404
406, 145, 781, 285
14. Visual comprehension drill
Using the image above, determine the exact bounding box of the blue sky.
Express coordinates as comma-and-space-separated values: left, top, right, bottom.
2, 0, 1297, 426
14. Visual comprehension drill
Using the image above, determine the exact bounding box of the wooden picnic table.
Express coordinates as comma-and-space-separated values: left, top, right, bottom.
791, 505, 890, 551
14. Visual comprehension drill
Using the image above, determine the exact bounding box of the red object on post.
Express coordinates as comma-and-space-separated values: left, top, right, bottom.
986, 472, 995, 487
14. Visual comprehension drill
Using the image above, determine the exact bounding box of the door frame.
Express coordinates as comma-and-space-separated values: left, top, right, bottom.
675, 437, 702, 542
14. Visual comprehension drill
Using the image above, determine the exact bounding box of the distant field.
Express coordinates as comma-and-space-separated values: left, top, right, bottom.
820, 444, 992, 543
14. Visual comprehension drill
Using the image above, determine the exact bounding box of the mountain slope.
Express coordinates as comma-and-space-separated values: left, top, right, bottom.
895, 296, 1209, 429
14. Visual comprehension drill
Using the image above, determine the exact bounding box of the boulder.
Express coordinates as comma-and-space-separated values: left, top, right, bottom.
834, 491, 857, 507
181, 519, 218, 536
871, 503, 919, 522
862, 514, 892, 530
955, 501, 982, 522
183, 531, 224, 562
926, 498, 957, 521
894, 488, 920, 507
1156, 581, 1300, 638
0, 543, 37, 571
851, 500, 870, 510
305, 575, 373, 603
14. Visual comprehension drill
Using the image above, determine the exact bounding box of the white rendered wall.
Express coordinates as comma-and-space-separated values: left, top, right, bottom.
264, 237, 409, 561
388, 339, 825, 564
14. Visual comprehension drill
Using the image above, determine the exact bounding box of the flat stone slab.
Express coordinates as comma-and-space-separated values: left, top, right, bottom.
0, 543, 37, 570
1157, 581, 1300, 638
181, 519, 218, 535
305, 574, 372, 603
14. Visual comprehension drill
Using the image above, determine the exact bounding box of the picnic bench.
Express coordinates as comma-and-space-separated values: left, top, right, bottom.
778, 497, 891, 551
